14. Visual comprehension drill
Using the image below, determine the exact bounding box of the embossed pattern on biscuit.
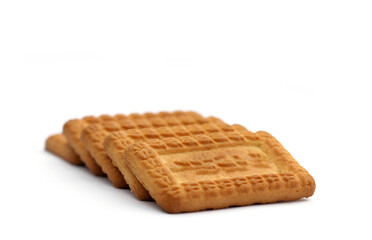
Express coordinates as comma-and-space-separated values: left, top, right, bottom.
163, 145, 278, 181
124, 129, 316, 213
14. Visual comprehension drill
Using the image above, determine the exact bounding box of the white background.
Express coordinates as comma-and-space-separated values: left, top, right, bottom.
0, 1, 371, 239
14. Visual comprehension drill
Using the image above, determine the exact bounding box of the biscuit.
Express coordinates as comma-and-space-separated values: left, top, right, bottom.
45, 134, 83, 165
124, 128, 316, 213
104, 121, 237, 200
81, 111, 213, 189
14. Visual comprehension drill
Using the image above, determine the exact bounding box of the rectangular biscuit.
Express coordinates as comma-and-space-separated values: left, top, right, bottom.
124, 128, 316, 213
104, 121, 235, 200
45, 134, 83, 165
80, 111, 214, 189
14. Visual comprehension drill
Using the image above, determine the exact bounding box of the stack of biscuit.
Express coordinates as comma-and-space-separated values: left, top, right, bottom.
46, 111, 315, 213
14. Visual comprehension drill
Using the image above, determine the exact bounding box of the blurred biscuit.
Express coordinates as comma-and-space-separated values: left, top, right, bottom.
45, 134, 83, 165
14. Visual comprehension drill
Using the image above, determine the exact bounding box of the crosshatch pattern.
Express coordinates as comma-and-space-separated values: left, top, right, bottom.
105, 121, 238, 153
124, 129, 315, 213
79, 112, 222, 188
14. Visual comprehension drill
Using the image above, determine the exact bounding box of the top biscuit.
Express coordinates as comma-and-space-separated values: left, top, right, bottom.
124, 128, 315, 213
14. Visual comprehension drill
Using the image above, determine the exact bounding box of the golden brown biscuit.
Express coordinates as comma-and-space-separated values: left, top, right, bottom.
104, 121, 237, 200
45, 134, 83, 165
124, 128, 315, 213
81, 112, 213, 189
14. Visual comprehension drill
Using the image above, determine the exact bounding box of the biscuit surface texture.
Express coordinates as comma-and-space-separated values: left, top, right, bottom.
81, 111, 213, 189
104, 121, 234, 199
124, 129, 315, 213
45, 134, 83, 165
